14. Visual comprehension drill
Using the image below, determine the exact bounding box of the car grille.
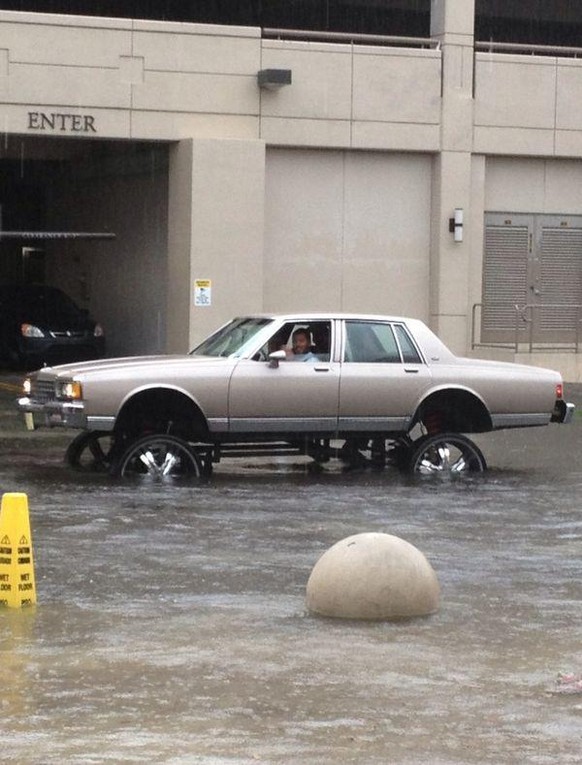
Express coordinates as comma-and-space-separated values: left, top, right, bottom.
49, 330, 87, 338
31, 379, 56, 403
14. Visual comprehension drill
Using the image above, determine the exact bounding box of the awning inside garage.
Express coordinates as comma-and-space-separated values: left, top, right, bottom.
0, 231, 116, 240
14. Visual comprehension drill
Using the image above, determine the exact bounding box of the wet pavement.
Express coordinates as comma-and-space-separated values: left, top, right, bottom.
0, 372, 582, 764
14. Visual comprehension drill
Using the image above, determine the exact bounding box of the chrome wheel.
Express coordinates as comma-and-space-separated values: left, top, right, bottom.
408, 433, 487, 475
113, 434, 203, 482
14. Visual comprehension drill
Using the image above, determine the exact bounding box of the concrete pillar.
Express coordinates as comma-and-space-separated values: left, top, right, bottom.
166, 138, 266, 353
430, 0, 475, 353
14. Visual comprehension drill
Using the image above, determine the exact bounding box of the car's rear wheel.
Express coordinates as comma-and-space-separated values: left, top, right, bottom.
111, 433, 204, 482
65, 430, 116, 472
407, 433, 487, 475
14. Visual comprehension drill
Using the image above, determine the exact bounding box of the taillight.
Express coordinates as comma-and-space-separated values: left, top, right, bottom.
556, 383, 563, 399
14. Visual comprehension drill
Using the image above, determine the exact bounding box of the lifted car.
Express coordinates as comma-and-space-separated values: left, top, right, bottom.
17, 313, 574, 479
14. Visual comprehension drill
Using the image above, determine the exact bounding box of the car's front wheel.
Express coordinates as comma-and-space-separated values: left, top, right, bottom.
407, 433, 487, 475
65, 430, 116, 472
111, 433, 204, 482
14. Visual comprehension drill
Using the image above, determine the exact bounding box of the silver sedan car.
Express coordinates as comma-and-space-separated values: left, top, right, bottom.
17, 313, 574, 479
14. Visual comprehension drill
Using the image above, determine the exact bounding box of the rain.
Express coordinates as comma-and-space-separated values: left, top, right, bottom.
1, 1, 582, 761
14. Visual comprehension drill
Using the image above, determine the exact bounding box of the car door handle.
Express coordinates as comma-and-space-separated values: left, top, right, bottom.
404, 368, 419, 373
314, 365, 331, 372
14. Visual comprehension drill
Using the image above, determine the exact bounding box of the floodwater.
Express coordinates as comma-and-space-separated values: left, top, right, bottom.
0, 375, 581, 764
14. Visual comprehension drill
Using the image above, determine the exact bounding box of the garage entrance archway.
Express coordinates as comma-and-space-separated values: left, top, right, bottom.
0, 136, 170, 357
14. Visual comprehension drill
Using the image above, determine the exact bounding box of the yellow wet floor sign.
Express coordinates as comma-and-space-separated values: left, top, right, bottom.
0, 493, 36, 608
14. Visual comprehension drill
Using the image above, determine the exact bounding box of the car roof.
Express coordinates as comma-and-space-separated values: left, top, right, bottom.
236, 313, 419, 323
233, 314, 454, 361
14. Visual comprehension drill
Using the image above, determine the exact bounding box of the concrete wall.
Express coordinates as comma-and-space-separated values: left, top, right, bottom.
0, 9, 442, 353
167, 138, 265, 351
259, 40, 440, 151
485, 157, 582, 214
264, 149, 432, 319
3, 4, 582, 376
474, 53, 582, 156
0, 12, 441, 152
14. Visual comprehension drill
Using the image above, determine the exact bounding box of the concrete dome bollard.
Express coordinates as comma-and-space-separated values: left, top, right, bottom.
306, 532, 440, 620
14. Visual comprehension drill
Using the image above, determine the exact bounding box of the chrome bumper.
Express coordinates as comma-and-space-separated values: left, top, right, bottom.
551, 400, 575, 424
17, 396, 87, 430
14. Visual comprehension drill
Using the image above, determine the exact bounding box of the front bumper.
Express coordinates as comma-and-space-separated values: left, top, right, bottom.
551, 400, 575, 424
17, 396, 87, 430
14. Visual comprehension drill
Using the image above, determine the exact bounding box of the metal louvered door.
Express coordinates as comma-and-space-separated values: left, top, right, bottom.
481, 213, 531, 344
537, 217, 582, 343
482, 213, 582, 345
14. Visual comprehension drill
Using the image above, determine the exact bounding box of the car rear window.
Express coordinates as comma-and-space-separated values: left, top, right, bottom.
344, 321, 401, 363
394, 324, 423, 364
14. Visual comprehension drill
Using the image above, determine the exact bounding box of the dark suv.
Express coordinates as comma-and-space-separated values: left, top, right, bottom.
0, 284, 105, 369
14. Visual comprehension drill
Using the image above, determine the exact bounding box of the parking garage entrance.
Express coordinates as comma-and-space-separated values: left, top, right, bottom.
0, 136, 170, 358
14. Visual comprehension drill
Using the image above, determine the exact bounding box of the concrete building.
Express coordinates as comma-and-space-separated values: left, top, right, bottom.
1, 1, 582, 378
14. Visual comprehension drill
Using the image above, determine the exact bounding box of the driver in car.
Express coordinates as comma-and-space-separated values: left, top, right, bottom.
286, 328, 319, 362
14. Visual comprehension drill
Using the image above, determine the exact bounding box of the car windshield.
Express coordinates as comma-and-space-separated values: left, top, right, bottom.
0, 285, 83, 323
190, 317, 272, 358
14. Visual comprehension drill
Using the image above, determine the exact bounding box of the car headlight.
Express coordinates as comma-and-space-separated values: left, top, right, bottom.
93, 323, 105, 338
22, 377, 32, 396
56, 380, 83, 400
21, 323, 45, 338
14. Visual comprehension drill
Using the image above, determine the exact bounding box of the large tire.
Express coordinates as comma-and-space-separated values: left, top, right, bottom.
111, 433, 204, 482
65, 431, 116, 472
407, 433, 487, 475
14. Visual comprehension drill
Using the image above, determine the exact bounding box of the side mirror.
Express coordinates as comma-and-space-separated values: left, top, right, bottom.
268, 349, 287, 368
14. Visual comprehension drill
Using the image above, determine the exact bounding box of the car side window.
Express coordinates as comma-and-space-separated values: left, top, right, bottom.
255, 321, 332, 361
394, 324, 423, 364
344, 321, 401, 363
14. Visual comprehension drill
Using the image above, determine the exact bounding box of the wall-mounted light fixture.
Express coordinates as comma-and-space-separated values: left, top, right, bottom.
448, 208, 464, 242
257, 68, 292, 90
